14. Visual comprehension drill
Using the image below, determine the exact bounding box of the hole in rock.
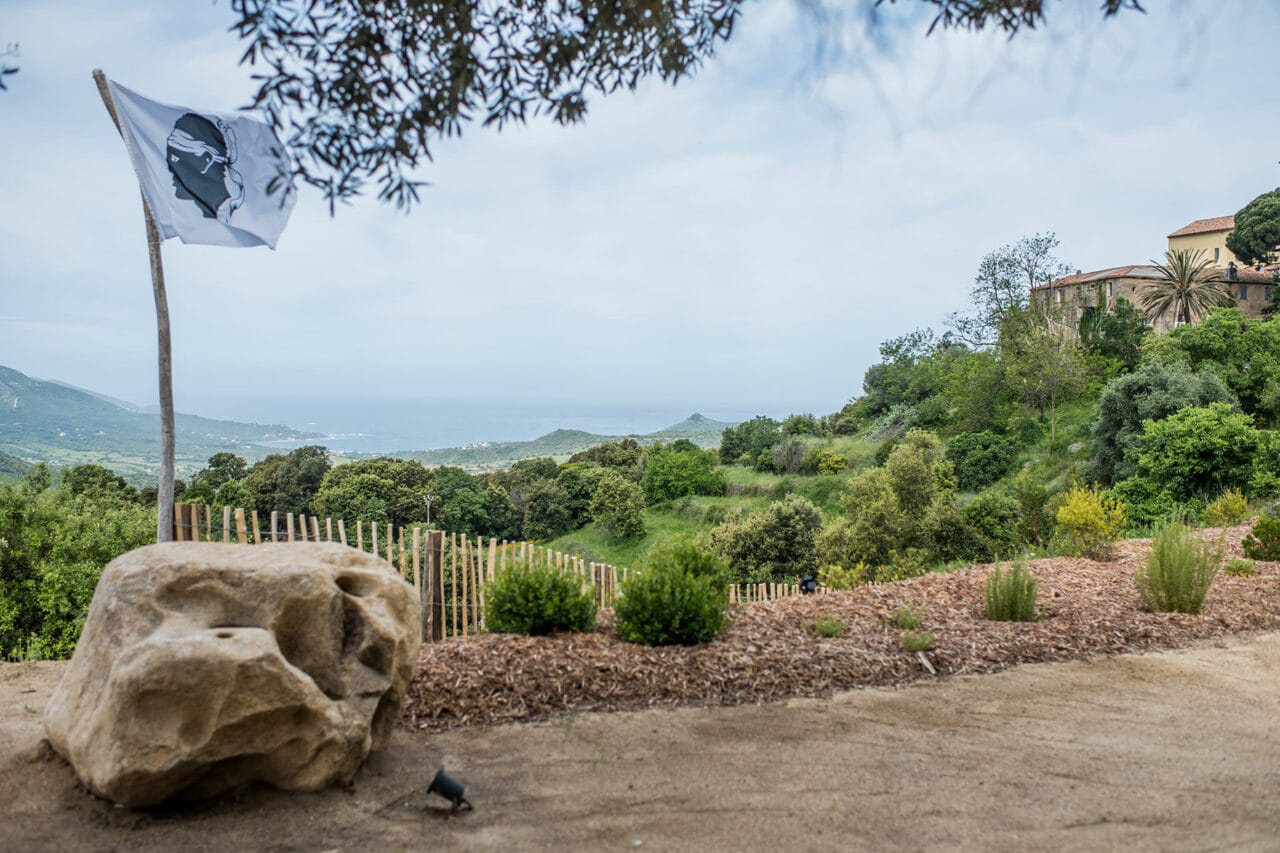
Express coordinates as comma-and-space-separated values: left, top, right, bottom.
335, 574, 367, 597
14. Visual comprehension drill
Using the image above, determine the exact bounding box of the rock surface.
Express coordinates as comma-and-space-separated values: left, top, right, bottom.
43, 542, 420, 808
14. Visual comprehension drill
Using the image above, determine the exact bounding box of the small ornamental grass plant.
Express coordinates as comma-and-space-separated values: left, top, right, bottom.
813, 614, 845, 638
900, 630, 934, 653
1224, 558, 1257, 578
891, 606, 924, 630
614, 539, 729, 647
984, 561, 1038, 622
1135, 522, 1223, 615
485, 559, 597, 636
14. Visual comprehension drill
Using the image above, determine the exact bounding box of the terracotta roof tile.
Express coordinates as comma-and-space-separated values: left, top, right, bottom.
1037, 262, 1278, 290
1168, 215, 1235, 238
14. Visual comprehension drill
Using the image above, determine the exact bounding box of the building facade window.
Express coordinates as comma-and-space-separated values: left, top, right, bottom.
1240, 283, 1249, 300
1214, 247, 1221, 263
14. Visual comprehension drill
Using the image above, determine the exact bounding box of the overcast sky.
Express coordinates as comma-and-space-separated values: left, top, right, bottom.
3, 0, 1279, 425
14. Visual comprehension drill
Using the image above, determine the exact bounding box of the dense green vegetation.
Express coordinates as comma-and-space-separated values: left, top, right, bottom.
0, 464, 154, 659
5, 233, 1280, 660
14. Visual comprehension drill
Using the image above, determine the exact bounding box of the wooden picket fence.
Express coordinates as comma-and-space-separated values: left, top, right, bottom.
170, 502, 834, 643
171, 502, 628, 643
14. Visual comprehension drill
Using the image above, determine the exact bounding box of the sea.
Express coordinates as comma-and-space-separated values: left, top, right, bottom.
190, 393, 835, 455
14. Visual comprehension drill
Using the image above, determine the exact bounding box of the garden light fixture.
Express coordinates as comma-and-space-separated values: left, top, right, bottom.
800, 575, 818, 595
426, 767, 473, 815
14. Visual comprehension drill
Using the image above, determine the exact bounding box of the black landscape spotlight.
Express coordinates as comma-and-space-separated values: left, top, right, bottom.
426, 767, 473, 815
799, 575, 818, 595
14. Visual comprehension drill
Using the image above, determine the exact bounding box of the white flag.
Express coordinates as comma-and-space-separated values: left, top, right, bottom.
107, 79, 296, 250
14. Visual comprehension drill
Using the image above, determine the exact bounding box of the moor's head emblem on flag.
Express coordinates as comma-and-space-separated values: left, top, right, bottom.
166, 113, 245, 224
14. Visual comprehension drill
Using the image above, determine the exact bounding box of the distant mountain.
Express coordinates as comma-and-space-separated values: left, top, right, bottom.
0, 365, 318, 482
393, 413, 737, 470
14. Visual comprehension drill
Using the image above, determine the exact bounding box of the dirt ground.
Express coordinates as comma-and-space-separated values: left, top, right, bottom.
3, 633, 1279, 852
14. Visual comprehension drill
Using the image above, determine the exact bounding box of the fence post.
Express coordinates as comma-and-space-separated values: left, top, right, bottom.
459, 536, 470, 637
338, 518, 347, 546
450, 533, 459, 637
398, 527, 407, 580
234, 508, 248, 544
473, 537, 484, 632
326, 517, 334, 542
429, 530, 444, 642
412, 527, 422, 600
251, 510, 261, 544
286, 512, 295, 543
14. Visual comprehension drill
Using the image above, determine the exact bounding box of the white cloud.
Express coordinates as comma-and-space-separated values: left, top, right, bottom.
2, 0, 1278, 421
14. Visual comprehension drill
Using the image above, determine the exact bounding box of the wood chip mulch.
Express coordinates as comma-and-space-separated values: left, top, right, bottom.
400, 525, 1280, 732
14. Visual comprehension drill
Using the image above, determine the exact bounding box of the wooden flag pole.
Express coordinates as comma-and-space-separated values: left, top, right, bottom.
92, 69, 175, 543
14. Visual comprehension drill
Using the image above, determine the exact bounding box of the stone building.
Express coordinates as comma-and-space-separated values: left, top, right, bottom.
1032, 214, 1278, 336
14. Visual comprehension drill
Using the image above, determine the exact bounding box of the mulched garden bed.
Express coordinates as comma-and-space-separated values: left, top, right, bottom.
400, 525, 1280, 732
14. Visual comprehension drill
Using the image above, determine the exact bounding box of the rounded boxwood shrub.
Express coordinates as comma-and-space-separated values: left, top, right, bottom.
485, 560, 597, 636
615, 540, 728, 646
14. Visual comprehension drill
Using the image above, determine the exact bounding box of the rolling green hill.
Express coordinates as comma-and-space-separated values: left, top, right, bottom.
0, 365, 317, 482
395, 413, 736, 470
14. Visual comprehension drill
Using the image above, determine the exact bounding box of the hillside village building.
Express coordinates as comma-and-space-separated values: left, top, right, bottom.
1033, 215, 1278, 335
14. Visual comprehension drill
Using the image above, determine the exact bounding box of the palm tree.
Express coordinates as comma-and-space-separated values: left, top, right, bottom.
1138, 248, 1235, 328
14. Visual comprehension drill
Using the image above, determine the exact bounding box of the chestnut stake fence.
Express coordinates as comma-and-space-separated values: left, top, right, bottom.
171, 502, 830, 642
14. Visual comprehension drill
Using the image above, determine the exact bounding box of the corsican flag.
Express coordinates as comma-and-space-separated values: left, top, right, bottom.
106, 79, 296, 250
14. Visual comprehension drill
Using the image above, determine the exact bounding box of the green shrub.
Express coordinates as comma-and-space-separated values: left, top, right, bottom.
891, 606, 924, 630
984, 562, 1038, 622
814, 615, 844, 638
485, 560, 597, 636
710, 494, 823, 583
1135, 403, 1261, 502
1055, 484, 1125, 560
817, 563, 866, 591
947, 431, 1020, 492
1203, 488, 1250, 527
615, 541, 728, 646
962, 491, 1023, 562
1224, 558, 1257, 578
589, 470, 647, 540
922, 498, 982, 564
873, 548, 931, 584
814, 449, 848, 476
642, 538, 730, 583
642, 444, 724, 502
1242, 515, 1280, 561
1135, 522, 1223, 614
900, 630, 934, 652
1105, 477, 1182, 531
1009, 468, 1051, 545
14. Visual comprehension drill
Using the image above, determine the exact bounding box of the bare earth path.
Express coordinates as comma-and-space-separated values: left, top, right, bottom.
3, 634, 1279, 852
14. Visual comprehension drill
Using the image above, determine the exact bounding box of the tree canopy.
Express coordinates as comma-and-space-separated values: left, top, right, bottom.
1138, 248, 1233, 328
1226, 188, 1280, 267
946, 232, 1071, 348
228, 0, 1144, 210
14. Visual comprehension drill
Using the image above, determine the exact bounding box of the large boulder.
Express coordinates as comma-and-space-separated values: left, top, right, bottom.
44, 542, 420, 808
